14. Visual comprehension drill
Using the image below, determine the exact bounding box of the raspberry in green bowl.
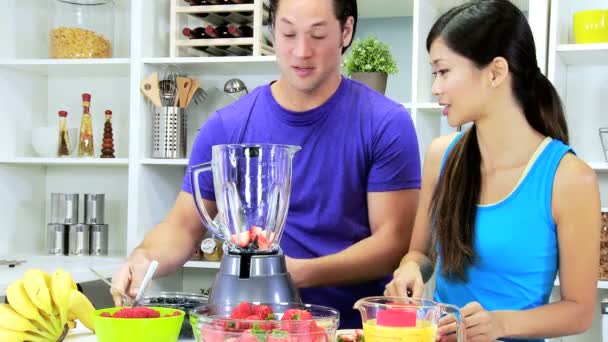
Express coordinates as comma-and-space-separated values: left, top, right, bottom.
94, 306, 185, 342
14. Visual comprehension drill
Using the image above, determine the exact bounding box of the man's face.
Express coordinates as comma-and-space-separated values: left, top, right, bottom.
273, 0, 353, 93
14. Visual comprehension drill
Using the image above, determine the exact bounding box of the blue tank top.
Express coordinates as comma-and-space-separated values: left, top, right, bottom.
434, 133, 573, 342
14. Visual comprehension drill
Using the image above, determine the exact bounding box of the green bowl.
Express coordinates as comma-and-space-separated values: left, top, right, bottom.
94, 306, 185, 342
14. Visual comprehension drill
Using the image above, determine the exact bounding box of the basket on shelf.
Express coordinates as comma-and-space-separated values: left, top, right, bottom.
170, 0, 274, 58
601, 211, 608, 280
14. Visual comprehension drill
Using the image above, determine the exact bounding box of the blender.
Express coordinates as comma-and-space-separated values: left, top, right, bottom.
190, 144, 301, 305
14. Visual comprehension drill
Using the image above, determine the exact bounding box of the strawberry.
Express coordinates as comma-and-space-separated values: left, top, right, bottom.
231, 231, 251, 248
281, 309, 315, 333
202, 326, 225, 342
268, 329, 289, 342
213, 318, 239, 331
354, 329, 364, 342
239, 330, 261, 342
250, 225, 264, 236
337, 333, 355, 342
231, 301, 254, 319
256, 234, 270, 251
252, 304, 275, 320
100, 312, 112, 317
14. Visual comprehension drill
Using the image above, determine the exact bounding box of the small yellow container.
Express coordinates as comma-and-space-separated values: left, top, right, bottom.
573, 9, 608, 44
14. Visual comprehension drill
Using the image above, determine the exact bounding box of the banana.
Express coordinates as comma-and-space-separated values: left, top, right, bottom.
24, 269, 64, 335
23, 269, 53, 315
0, 303, 56, 340
68, 320, 77, 330
68, 289, 96, 332
50, 269, 74, 329
0, 326, 48, 342
6, 279, 59, 336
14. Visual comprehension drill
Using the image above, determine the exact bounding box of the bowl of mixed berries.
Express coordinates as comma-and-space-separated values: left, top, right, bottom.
190, 301, 340, 342
94, 306, 185, 342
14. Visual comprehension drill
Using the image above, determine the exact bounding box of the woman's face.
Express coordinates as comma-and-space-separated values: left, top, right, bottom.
273, 0, 353, 94
429, 37, 490, 127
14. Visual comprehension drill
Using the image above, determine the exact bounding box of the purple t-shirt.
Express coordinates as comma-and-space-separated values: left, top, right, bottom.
182, 77, 421, 328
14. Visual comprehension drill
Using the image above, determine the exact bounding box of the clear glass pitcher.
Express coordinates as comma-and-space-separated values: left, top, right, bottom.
190, 144, 301, 253
353, 296, 465, 342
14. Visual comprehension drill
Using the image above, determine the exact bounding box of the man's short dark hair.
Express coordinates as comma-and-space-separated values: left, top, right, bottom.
268, 0, 358, 54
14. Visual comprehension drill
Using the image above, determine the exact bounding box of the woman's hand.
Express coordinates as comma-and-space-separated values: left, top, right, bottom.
438, 301, 504, 342
384, 261, 424, 298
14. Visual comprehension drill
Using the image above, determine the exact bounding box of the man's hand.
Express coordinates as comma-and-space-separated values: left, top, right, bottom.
111, 248, 152, 306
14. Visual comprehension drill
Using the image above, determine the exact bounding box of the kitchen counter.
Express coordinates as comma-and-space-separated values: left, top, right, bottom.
0, 254, 124, 295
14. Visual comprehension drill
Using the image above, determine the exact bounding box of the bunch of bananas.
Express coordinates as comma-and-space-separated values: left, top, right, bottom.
1, 268, 96, 342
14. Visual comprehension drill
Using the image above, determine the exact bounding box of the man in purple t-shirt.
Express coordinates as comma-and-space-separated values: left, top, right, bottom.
111, 0, 420, 329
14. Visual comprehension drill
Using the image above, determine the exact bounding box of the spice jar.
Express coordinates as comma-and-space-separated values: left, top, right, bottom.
78, 93, 95, 157
49, 0, 115, 59
57, 110, 71, 157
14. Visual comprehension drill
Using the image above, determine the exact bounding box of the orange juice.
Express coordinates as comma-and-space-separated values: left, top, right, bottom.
362, 319, 437, 342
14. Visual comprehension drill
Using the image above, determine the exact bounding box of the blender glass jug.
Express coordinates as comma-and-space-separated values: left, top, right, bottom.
354, 296, 465, 342
190, 144, 301, 254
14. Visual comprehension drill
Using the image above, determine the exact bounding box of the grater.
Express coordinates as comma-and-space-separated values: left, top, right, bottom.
152, 106, 187, 159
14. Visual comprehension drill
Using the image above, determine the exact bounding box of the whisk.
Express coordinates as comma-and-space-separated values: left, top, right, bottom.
159, 64, 182, 107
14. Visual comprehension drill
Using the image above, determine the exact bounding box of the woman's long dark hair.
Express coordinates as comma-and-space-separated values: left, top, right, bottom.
428, 0, 569, 280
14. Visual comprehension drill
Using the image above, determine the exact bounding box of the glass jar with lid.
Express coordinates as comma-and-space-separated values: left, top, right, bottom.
49, 0, 115, 59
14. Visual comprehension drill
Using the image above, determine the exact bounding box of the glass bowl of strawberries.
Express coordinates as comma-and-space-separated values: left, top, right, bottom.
189, 301, 340, 342
94, 306, 185, 342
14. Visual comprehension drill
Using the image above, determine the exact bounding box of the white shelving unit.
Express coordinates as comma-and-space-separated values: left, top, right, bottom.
547, 1, 608, 341
9, 2, 605, 338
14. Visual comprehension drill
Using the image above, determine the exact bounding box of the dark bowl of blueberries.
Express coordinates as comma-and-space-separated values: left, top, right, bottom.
140, 291, 208, 339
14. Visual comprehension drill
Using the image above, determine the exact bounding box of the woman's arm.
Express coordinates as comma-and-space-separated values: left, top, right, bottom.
495, 153, 600, 339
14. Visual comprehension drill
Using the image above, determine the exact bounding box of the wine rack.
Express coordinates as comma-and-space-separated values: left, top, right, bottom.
170, 0, 274, 57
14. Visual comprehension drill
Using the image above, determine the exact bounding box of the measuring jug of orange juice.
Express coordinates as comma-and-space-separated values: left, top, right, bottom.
353, 296, 465, 342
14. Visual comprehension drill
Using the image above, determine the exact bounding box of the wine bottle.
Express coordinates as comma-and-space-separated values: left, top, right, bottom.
183, 27, 210, 39
228, 25, 253, 38
184, 0, 208, 5
205, 25, 232, 39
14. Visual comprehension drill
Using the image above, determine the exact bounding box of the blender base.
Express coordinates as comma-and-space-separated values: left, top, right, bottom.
208, 251, 301, 304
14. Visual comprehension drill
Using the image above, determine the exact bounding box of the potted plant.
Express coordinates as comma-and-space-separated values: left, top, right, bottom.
343, 35, 398, 95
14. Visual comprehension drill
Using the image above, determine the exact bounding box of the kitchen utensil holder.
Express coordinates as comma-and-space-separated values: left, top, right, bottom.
152, 106, 187, 159
600, 127, 608, 162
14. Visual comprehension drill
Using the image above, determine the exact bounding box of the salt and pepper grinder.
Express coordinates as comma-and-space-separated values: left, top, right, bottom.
100, 110, 115, 158
78, 93, 95, 157
57, 110, 71, 157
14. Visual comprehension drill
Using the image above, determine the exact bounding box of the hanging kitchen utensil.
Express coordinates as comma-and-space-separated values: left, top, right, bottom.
176, 77, 192, 108
185, 78, 201, 108
159, 64, 183, 107
140, 73, 162, 107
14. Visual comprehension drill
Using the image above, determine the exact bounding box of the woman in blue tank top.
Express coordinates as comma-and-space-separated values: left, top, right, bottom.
384, 1, 600, 341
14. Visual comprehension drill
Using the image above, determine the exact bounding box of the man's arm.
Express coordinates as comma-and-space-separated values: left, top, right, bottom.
135, 191, 217, 277
287, 188, 419, 288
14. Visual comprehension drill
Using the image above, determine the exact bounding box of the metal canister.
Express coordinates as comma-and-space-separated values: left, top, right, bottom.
89, 224, 109, 256
46, 223, 68, 255
50, 193, 64, 224
64, 193, 79, 224
84, 194, 105, 224
69, 224, 90, 256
